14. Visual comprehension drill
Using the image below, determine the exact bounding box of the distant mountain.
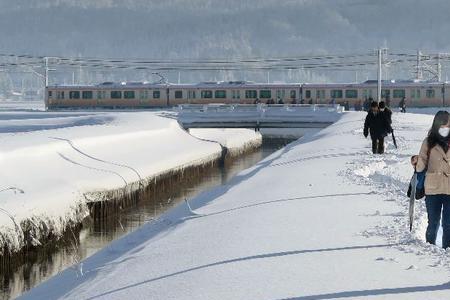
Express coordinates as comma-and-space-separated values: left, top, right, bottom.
0, 0, 450, 84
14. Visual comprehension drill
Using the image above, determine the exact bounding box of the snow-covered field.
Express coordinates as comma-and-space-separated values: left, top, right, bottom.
21, 111, 450, 300
0, 100, 45, 111
0, 110, 261, 253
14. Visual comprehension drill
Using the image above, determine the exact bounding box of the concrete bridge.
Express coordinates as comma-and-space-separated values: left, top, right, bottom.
176, 104, 343, 129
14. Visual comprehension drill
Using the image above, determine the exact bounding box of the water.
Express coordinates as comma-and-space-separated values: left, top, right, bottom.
1, 137, 293, 299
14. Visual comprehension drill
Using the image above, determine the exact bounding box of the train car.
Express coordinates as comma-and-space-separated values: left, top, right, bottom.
45, 80, 450, 110
46, 81, 302, 109
301, 80, 449, 108
46, 82, 169, 109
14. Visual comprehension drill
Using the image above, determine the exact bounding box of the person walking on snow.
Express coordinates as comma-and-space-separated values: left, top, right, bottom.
411, 110, 450, 249
379, 101, 393, 133
399, 97, 406, 113
363, 101, 390, 154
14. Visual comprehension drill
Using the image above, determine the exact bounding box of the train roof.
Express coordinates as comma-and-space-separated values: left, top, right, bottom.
47, 81, 302, 89
47, 80, 447, 89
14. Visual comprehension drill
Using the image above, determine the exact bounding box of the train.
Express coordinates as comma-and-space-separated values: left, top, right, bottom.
45, 80, 448, 109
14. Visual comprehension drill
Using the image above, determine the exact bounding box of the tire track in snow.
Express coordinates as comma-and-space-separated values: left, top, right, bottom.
50, 136, 143, 185
58, 152, 128, 187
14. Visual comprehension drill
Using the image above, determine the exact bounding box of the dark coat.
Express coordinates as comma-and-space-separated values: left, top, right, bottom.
380, 108, 393, 133
364, 111, 390, 139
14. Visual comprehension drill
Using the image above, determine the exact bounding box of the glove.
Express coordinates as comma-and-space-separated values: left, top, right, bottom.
416, 188, 425, 200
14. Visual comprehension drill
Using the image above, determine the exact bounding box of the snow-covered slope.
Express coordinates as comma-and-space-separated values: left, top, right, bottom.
189, 128, 262, 156
0, 111, 261, 253
22, 111, 450, 300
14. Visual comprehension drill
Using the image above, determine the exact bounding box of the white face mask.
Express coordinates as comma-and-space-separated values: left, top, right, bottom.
438, 127, 450, 137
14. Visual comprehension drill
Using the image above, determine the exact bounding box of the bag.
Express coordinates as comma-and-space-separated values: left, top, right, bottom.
407, 170, 425, 200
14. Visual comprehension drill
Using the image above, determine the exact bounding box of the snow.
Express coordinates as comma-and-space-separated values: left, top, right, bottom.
0, 100, 45, 111
189, 128, 262, 155
21, 111, 450, 300
0, 110, 261, 253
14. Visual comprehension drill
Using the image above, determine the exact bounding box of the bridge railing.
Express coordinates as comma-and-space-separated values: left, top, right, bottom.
176, 103, 343, 114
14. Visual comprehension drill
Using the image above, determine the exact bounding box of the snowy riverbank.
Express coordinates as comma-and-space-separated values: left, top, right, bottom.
0, 111, 261, 254
22, 111, 450, 300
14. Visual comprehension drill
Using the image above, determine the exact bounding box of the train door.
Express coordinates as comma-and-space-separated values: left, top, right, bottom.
381, 89, 390, 105
231, 90, 241, 103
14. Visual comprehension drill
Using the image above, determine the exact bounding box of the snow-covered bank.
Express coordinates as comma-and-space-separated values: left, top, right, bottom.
0, 111, 261, 254
189, 128, 262, 156
22, 111, 450, 300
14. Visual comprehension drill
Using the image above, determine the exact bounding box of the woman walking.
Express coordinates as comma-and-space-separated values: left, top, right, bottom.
412, 110, 450, 248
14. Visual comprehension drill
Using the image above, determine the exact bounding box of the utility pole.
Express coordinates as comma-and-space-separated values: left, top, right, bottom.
44, 57, 49, 87
377, 48, 382, 102
437, 53, 442, 82
416, 49, 422, 81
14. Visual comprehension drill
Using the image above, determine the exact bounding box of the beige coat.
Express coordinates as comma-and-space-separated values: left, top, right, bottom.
417, 138, 450, 195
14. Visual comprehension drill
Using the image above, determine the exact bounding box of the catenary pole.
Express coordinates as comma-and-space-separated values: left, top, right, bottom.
377, 48, 382, 103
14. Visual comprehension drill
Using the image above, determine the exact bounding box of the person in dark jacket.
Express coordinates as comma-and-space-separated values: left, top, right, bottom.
344, 101, 350, 111
364, 101, 390, 154
363, 97, 372, 111
399, 97, 406, 113
379, 101, 393, 133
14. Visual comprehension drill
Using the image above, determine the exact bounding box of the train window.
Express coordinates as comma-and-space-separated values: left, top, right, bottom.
111, 91, 122, 99
345, 90, 358, 98
153, 90, 160, 99
305, 90, 311, 98
245, 90, 257, 98
201, 90, 213, 98
381, 89, 391, 98
215, 90, 226, 98
124, 91, 135, 99
57, 91, 64, 99
82, 91, 93, 99
69, 91, 80, 99
232, 90, 240, 99
259, 90, 271, 98
426, 89, 435, 98
363, 89, 373, 99
411, 89, 421, 99
48, 91, 53, 98
393, 89, 405, 98
290, 90, 296, 99
175, 91, 183, 99
330, 90, 343, 98
316, 90, 325, 99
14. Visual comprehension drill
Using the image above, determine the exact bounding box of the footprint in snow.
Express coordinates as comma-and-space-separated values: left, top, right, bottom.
406, 265, 418, 270
375, 257, 399, 263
